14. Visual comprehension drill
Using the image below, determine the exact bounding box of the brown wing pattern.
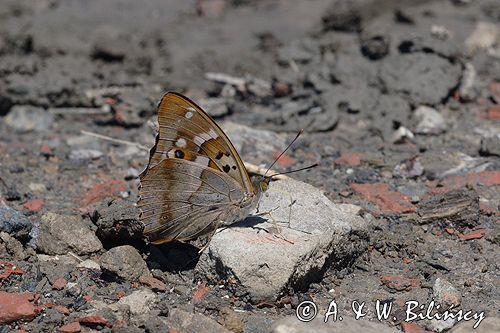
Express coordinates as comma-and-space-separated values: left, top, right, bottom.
138, 92, 257, 243
138, 158, 245, 244
141, 92, 253, 194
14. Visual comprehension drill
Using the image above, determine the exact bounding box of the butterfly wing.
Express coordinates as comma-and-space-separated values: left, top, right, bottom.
138, 92, 255, 244
141, 92, 253, 193
139, 158, 246, 244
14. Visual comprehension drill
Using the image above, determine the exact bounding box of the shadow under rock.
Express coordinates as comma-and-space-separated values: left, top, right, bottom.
146, 215, 268, 272
148, 241, 201, 273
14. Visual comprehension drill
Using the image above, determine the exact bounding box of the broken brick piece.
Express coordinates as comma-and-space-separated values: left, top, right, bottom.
381, 275, 420, 291
351, 183, 416, 214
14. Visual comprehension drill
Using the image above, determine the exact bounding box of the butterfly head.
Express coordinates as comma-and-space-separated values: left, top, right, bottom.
252, 175, 272, 194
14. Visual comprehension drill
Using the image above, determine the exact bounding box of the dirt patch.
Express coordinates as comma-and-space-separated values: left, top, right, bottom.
0, 0, 499, 332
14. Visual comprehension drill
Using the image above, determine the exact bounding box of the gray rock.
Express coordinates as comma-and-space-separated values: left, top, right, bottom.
69, 149, 104, 160
243, 314, 275, 333
0, 203, 32, 240
392, 126, 415, 144
37, 213, 103, 255
465, 22, 499, 55
427, 317, 456, 332
199, 97, 229, 117
414, 106, 446, 135
272, 316, 399, 333
480, 134, 500, 157
91, 28, 127, 62
458, 63, 477, 102
222, 122, 286, 161
360, 24, 390, 60
270, 96, 340, 133
379, 54, 462, 105
324, 85, 380, 115
37, 253, 80, 265
167, 308, 233, 333
100, 245, 150, 281
93, 200, 144, 244
4, 105, 54, 132
77, 259, 101, 270
66, 134, 102, 148
277, 38, 318, 64
116, 289, 157, 315
393, 157, 424, 179
449, 316, 499, 333
433, 277, 461, 308
0, 231, 26, 260
322, 1, 362, 32
125, 168, 140, 180
375, 94, 411, 135
332, 53, 379, 89
198, 178, 369, 302
395, 34, 460, 60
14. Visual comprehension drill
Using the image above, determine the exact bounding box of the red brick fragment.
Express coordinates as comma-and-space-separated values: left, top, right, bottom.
479, 202, 499, 216
0, 292, 38, 325
272, 151, 297, 168
55, 305, 70, 315
40, 144, 53, 157
273, 81, 291, 97
117, 290, 126, 299
486, 106, 500, 120
113, 319, 126, 328
458, 229, 486, 241
445, 228, 455, 235
335, 151, 362, 166
58, 321, 81, 333
196, 0, 227, 18
78, 315, 111, 327
401, 322, 427, 333
139, 275, 167, 291
193, 282, 208, 302
80, 180, 126, 206
351, 183, 416, 214
0, 262, 24, 280
381, 275, 420, 291
104, 97, 117, 105
23, 198, 44, 212
489, 82, 500, 103
427, 171, 500, 195
52, 277, 67, 290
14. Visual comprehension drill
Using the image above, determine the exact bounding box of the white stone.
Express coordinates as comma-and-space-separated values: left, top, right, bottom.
198, 178, 369, 302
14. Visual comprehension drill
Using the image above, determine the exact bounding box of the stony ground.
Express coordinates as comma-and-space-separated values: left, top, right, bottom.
0, 0, 499, 332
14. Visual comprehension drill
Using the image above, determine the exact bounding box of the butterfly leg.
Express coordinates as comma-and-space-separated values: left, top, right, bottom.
257, 210, 294, 245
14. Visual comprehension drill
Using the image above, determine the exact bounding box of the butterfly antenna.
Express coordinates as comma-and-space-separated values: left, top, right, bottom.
264, 129, 304, 177
270, 163, 318, 178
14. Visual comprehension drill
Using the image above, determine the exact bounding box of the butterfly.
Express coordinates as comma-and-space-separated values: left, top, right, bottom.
138, 92, 271, 245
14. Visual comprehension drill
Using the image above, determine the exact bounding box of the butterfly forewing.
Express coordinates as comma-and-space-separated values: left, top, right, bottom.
143, 92, 253, 194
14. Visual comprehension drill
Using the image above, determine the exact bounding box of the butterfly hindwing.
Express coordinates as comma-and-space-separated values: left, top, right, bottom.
138, 158, 245, 243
